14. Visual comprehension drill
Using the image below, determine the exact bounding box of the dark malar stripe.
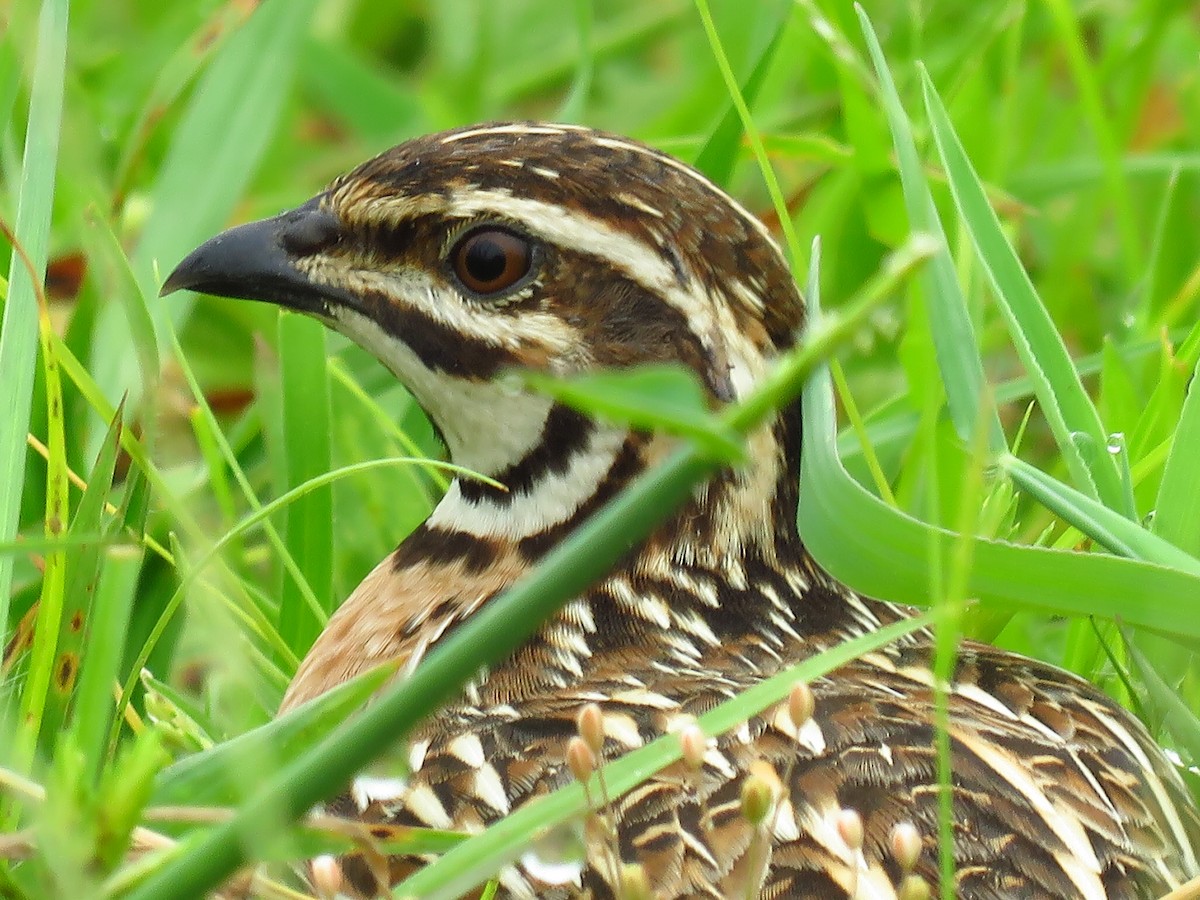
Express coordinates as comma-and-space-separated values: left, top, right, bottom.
391, 523, 500, 574
458, 404, 594, 505
361, 286, 510, 380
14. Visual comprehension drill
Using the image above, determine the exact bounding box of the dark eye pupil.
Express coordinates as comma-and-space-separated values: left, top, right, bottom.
465, 238, 508, 283
451, 227, 533, 296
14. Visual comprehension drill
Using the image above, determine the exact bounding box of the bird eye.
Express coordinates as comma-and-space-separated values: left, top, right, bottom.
449, 227, 533, 297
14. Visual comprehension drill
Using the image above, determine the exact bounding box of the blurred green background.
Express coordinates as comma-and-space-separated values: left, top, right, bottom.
2, 0, 1199, 895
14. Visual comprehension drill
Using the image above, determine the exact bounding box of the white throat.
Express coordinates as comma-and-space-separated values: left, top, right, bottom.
332, 305, 633, 541
332, 306, 552, 475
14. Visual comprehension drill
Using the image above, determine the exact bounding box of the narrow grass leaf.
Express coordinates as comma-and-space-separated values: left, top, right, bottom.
12, 110, 72, 794
693, 0, 802, 266
40, 404, 126, 747
522, 365, 743, 462
0, 0, 68, 623
1152, 353, 1200, 557
919, 67, 1126, 511
1119, 625, 1200, 767
79, 206, 160, 393
70, 544, 143, 785
693, 0, 790, 186
855, 6, 1005, 453
1001, 455, 1200, 575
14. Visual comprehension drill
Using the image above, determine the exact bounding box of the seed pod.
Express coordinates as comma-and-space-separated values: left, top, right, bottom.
788, 681, 815, 730
310, 854, 343, 899
679, 724, 707, 771
618, 862, 654, 900
899, 873, 932, 900
741, 774, 775, 826
576, 702, 604, 755
890, 821, 922, 872
567, 735, 597, 783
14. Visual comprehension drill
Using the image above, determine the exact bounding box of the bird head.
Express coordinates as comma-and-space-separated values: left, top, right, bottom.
163, 123, 805, 484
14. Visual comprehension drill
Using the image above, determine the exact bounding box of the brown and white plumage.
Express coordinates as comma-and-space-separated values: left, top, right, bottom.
164, 123, 1199, 899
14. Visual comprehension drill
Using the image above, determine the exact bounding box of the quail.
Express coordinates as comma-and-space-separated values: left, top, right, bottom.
165, 122, 1200, 899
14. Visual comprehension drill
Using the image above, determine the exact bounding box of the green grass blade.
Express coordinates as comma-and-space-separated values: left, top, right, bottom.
693, 0, 802, 268
1119, 624, 1200, 767
0, 0, 67, 626
38, 404, 126, 748
1152, 351, 1200, 557
692, 1, 790, 186
70, 544, 143, 785
1000, 454, 1200, 576
855, 5, 1005, 454
87, 0, 320, 433
919, 66, 1127, 512
276, 312, 334, 654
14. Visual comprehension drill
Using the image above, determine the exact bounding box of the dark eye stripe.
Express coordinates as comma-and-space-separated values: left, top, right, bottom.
356, 285, 511, 379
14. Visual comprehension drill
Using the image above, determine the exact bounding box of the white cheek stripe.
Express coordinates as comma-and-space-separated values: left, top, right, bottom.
346, 266, 576, 354
427, 426, 630, 539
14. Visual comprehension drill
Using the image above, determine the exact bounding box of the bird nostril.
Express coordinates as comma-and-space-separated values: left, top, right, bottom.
280, 207, 343, 257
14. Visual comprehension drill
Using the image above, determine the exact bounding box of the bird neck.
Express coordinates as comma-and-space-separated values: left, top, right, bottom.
278, 399, 804, 711
419, 399, 803, 573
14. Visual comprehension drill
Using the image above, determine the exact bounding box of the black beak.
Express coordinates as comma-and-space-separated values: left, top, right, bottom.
160, 198, 356, 316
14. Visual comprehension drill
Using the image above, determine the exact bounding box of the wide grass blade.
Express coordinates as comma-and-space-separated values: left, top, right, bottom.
276, 312, 334, 655
1153, 351, 1200, 557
